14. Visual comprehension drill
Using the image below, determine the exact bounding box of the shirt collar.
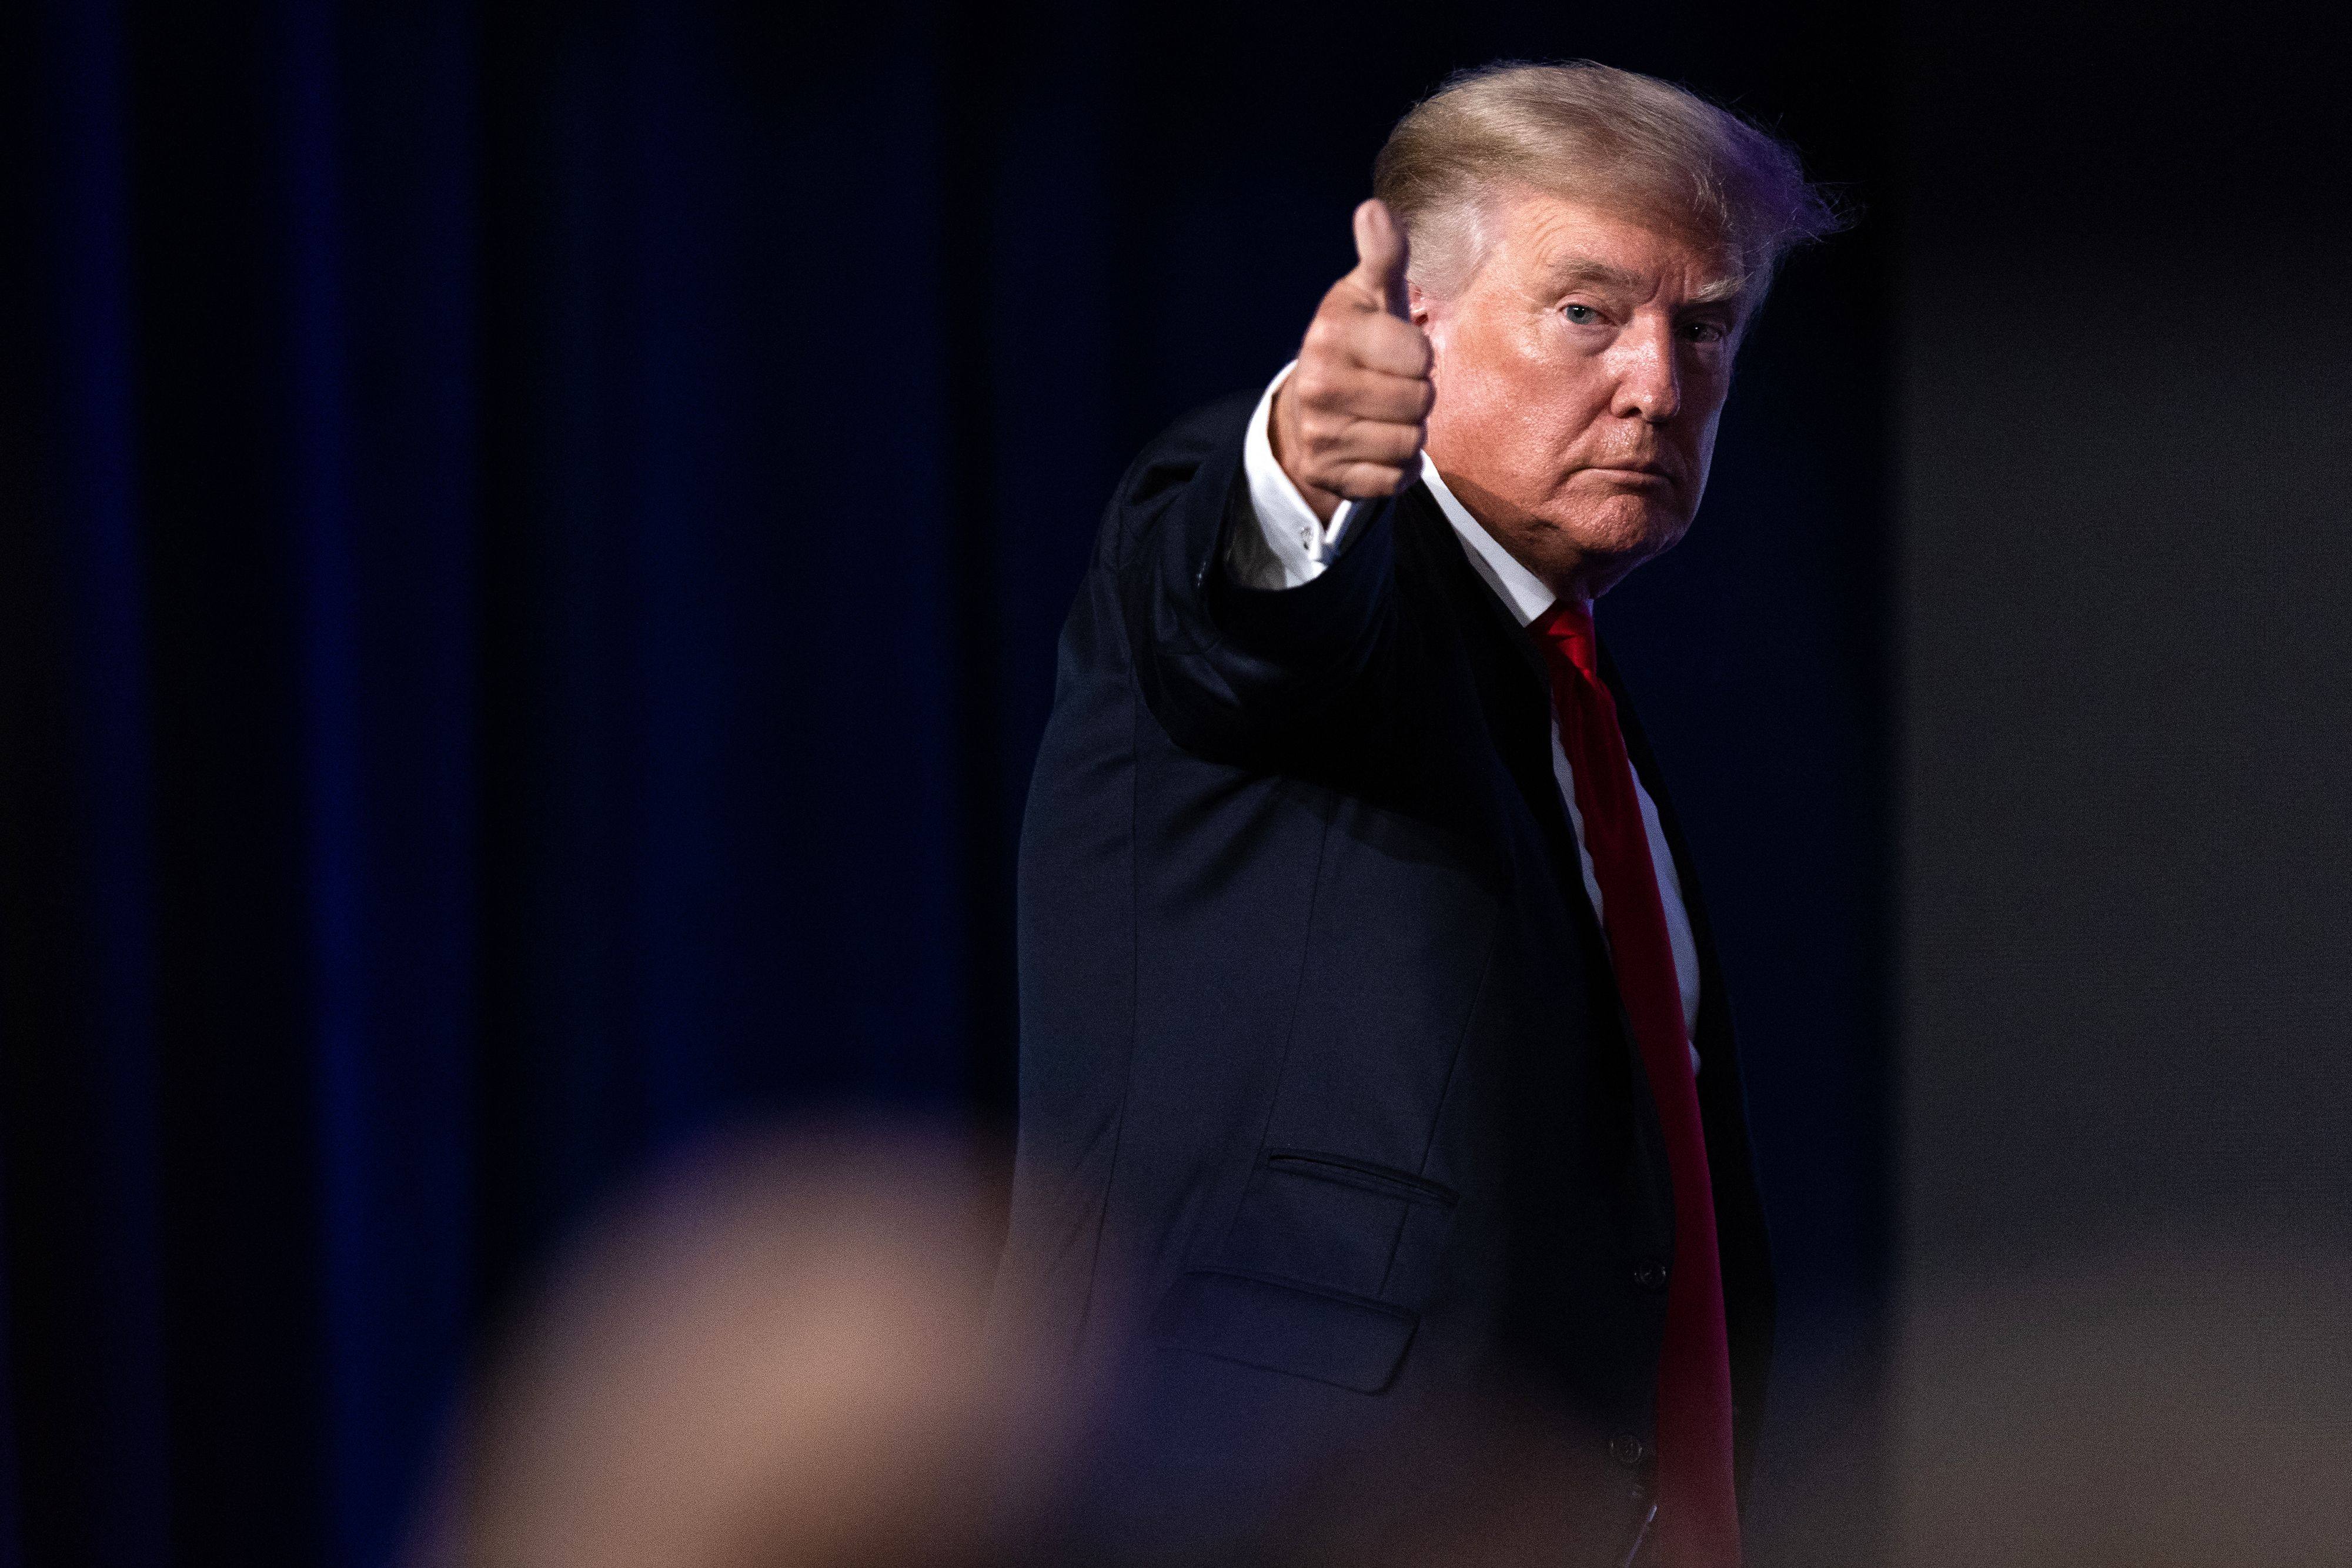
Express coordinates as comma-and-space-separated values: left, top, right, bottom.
1419, 466, 1559, 628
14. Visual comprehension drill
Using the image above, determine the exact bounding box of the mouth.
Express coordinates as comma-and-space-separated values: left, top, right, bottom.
1581, 462, 1676, 487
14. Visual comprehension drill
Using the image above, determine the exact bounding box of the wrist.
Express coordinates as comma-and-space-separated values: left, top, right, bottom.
1268, 380, 1343, 524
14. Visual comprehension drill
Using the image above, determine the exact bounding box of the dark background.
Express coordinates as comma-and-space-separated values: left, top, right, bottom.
2, 1, 2341, 1565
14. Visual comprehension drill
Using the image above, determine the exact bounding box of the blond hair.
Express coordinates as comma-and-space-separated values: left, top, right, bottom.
1372, 61, 1844, 301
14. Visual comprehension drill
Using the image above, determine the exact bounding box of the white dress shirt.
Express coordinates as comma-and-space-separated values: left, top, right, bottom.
1230, 363, 1705, 1065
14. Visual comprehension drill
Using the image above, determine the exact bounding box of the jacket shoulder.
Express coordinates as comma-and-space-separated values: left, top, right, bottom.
1092, 389, 1261, 570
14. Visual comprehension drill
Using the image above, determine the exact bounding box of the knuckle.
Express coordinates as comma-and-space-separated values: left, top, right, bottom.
1328, 380, 1375, 420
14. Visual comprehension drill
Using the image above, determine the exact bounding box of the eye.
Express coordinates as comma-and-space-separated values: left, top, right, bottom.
1561, 303, 1601, 325
1681, 318, 1730, 345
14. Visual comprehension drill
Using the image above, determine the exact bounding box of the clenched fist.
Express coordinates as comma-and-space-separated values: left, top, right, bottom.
1269, 198, 1436, 523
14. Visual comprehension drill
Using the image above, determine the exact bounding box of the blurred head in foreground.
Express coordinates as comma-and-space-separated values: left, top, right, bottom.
405, 1124, 1058, 1568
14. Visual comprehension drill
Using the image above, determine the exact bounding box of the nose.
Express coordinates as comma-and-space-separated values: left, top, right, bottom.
1608, 317, 1682, 424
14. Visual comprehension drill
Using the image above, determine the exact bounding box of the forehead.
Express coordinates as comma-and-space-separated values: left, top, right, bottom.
1486, 187, 1742, 302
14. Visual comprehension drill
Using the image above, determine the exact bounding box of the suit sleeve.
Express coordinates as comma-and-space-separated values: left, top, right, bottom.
1113, 389, 1401, 760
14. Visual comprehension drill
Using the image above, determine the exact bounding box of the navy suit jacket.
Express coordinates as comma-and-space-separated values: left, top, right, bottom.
994, 390, 1774, 1556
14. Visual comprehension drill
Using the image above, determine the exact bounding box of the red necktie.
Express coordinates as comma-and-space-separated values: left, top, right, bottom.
1532, 599, 1739, 1568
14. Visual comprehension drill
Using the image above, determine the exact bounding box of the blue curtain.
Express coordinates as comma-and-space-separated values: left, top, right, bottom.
0, 2, 1893, 1564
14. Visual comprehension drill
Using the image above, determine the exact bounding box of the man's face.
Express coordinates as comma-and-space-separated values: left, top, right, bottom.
1414, 190, 1746, 600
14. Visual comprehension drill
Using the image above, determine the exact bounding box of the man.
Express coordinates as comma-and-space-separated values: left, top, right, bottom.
994, 62, 1842, 1565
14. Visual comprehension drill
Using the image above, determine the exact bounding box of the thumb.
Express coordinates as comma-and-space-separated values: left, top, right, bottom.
1349, 198, 1411, 320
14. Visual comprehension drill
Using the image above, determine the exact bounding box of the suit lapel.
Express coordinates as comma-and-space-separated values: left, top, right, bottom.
1398, 487, 1598, 940
1598, 637, 1776, 1502
1597, 643, 1727, 1040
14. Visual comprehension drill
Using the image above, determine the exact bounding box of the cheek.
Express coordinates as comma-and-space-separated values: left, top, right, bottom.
1685, 404, 1726, 470
1428, 340, 1506, 443
1430, 319, 1611, 486
1433, 379, 1566, 488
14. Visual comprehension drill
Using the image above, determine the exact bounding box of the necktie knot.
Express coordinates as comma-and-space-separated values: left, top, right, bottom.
1531, 597, 1600, 682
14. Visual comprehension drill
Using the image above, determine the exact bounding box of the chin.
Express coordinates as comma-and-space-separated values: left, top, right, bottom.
1548, 497, 1688, 563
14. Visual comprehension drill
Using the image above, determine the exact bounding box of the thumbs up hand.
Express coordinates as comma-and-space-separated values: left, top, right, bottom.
1269, 199, 1436, 523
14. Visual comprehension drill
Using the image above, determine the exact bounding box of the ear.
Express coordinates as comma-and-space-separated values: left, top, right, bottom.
1406, 279, 1435, 327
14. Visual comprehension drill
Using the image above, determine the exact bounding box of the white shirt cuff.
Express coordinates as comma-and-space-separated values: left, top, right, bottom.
1230, 362, 1358, 590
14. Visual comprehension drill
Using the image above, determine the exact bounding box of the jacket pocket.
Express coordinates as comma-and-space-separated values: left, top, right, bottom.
1150, 1269, 1417, 1393
1263, 1149, 1459, 1206
1224, 1148, 1458, 1306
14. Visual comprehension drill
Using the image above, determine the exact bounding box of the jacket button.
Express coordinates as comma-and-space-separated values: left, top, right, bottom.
1633, 1261, 1669, 1291
1610, 1433, 1649, 1467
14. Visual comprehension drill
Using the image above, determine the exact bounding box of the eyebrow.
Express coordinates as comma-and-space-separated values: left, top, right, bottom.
1545, 256, 1748, 309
